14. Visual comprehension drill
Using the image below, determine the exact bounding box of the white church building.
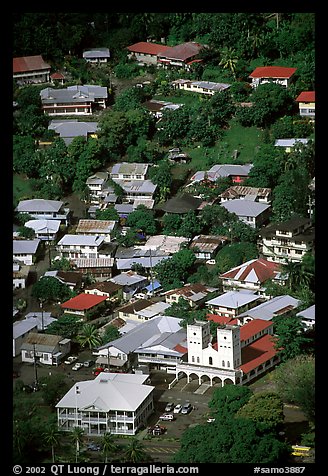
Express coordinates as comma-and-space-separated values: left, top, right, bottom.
173, 318, 279, 387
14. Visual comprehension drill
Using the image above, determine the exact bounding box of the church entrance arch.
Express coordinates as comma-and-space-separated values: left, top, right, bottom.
212, 376, 223, 387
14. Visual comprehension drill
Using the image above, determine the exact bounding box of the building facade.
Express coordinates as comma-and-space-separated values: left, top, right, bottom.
56, 373, 154, 436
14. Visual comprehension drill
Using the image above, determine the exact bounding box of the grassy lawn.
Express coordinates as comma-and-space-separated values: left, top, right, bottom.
171, 118, 264, 182
13, 174, 34, 205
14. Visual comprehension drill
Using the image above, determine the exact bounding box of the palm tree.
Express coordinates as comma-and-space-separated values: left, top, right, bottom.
123, 438, 149, 463
76, 323, 102, 350
70, 427, 85, 463
283, 259, 314, 292
43, 425, 62, 463
101, 432, 117, 463
219, 47, 238, 80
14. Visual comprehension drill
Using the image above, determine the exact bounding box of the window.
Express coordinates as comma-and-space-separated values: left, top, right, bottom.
209, 357, 213, 365
197, 357, 200, 363
222, 360, 225, 367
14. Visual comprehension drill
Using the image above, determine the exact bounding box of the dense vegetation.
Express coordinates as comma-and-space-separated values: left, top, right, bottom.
13, 12, 315, 465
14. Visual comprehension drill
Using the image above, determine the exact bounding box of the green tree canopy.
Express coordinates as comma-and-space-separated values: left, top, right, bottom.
102, 325, 120, 344
274, 354, 315, 423
45, 314, 82, 339
215, 242, 258, 273
236, 392, 284, 431
31, 276, 73, 303
272, 312, 312, 361
126, 206, 157, 235
173, 414, 289, 463
76, 323, 103, 350
208, 384, 253, 417
153, 249, 196, 291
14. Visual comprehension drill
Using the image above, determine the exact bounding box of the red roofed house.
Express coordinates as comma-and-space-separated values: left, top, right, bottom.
249, 66, 297, 89
127, 41, 172, 65
174, 318, 280, 387
295, 91, 315, 120
157, 42, 204, 70
219, 258, 285, 295
13, 55, 51, 84
60, 293, 108, 319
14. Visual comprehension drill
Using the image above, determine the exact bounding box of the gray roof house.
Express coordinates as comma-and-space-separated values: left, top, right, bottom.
13, 319, 38, 357
20, 332, 71, 366
188, 164, 253, 185
221, 199, 271, 228
15, 199, 70, 225
274, 138, 309, 151
48, 120, 99, 145
13, 239, 41, 266
296, 304, 315, 330
83, 47, 110, 63
56, 234, 106, 260
206, 290, 262, 319
118, 299, 171, 322
237, 295, 301, 324
56, 372, 154, 436
40, 85, 108, 116
109, 162, 149, 181
114, 180, 157, 204
115, 246, 170, 271
109, 271, 149, 299
24, 219, 61, 241
23, 312, 57, 331
94, 315, 187, 371
171, 78, 231, 95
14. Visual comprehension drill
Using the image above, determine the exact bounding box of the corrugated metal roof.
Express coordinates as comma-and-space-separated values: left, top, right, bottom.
127, 41, 171, 55
296, 91, 315, 102
13, 55, 50, 73
221, 199, 270, 217
237, 295, 301, 321
249, 66, 297, 79
61, 293, 107, 310
56, 373, 153, 411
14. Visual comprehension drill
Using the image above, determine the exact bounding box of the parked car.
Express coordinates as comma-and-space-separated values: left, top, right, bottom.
164, 402, 175, 412
83, 359, 95, 368
173, 404, 182, 414
207, 417, 216, 423
64, 356, 78, 365
72, 362, 83, 371
147, 424, 166, 436
181, 402, 192, 414
93, 367, 109, 376
87, 442, 101, 451
159, 413, 174, 421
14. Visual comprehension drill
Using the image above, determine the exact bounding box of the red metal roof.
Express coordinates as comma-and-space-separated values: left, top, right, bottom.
159, 42, 203, 61
127, 42, 172, 55
240, 319, 273, 342
61, 293, 107, 310
50, 72, 65, 79
207, 314, 234, 325
249, 66, 297, 79
240, 333, 279, 374
173, 343, 188, 354
220, 258, 281, 284
13, 55, 51, 73
296, 91, 315, 102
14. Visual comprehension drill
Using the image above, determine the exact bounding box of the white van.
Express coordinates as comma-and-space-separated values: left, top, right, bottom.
159, 413, 174, 421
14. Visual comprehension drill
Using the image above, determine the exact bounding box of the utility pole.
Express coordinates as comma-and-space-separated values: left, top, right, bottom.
107, 348, 111, 372
33, 343, 38, 389
39, 299, 45, 332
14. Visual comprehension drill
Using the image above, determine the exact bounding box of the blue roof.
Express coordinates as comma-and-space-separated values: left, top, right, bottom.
145, 280, 161, 292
